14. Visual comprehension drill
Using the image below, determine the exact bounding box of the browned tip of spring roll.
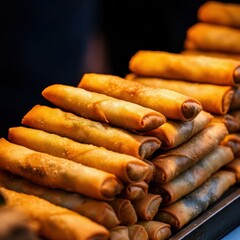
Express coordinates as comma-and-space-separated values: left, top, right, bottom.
234, 66, 240, 84
182, 101, 202, 120
109, 198, 137, 225
224, 158, 240, 182
132, 193, 162, 221
143, 159, 155, 183
220, 133, 240, 155
138, 221, 172, 240
0, 187, 110, 240
110, 226, 129, 240
127, 224, 148, 240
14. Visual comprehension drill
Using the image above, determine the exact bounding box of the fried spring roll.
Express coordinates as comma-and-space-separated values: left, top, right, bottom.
224, 158, 240, 182
0, 169, 120, 229
127, 74, 234, 115
152, 122, 228, 183
230, 87, 240, 110
185, 23, 240, 54
119, 181, 148, 201
155, 170, 236, 231
129, 50, 240, 86
78, 73, 202, 121
220, 133, 240, 155
150, 146, 234, 205
0, 187, 109, 240
143, 111, 213, 149
109, 198, 137, 225
21, 105, 161, 159
0, 138, 123, 200
138, 221, 172, 240
42, 84, 166, 132
127, 224, 148, 240
132, 193, 162, 221
8, 126, 151, 183
143, 159, 155, 183
110, 226, 129, 240
198, 1, 240, 28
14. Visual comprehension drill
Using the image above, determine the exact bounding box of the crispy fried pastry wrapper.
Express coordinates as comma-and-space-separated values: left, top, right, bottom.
78, 73, 202, 121
109, 198, 137, 225
185, 23, 240, 54
42, 84, 166, 132
8, 126, 150, 183
150, 145, 234, 205
132, 193, 162, 221
0, 138, 123, 200
127, 224, 148, 240
119, 181, 148, 201
230, 87, 240, 110
143, 111, 213, 149
155, 170, 236, 231
127, 74, 233, 115
152, 122, 228, 183
220, 133, 240, 155
224, 158, 240, 182
211, 114, 240, 133
182, 49, 240, 61
0, 187, 109, 240
143, 159, 155, 183
110, 226, 129, 240
0, 169, 120, 229
198, 1, 240, 28
138, 221, 171, 240
21, 105, 161, 159
129, 50, 240, 86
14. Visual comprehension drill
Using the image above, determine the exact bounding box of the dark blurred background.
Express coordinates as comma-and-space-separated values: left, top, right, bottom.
1, 0, 239, 137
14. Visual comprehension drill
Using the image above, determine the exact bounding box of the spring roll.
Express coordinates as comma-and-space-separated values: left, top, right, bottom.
8, 126, 151, 183
119, 181, 148, 201
198, 1, 240, 28
150, 145, 234, 205
0, 187, 109, 240
0, 169, 120, 229
185, 23, 240, 54
127, 224, 148, 240
155, 170, 236, 231
21, 105, 160, 159
110, 226, 129, 240
143, 159, 155, 183
143, 110, 213, 149
230, 87, 240, 110
224, 158, 240, 182
132, 193, 162, 221
109, 198, 137, 225
152, 122, 228, 183
0, 138, 123, 200
138, 221, 172, 240
220, 133, 240, 155
127, 74, 234, 115
42, 84, 166, 132
129, 50, 240, 86
78, 73, 202, 121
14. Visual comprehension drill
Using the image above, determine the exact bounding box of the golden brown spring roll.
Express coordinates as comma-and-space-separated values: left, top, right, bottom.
0, 187, 109, 240
224, 158, 240, 182
138, 221, 172, 240
155, 170, 236, 231
127, 75, 234, 115
78, 73, 202, 121
150, 145, 234, 205
211, 114, 240, 133
8, 126, 151, 183
129, 50, 240, 86
110, 226, 129, 240
143, 110, 213, 149
119, 181, 148, 201
185, 23, 240, 54
21, 105, 161, 159
220, 133, 240, 155
109, 198, 137, 225
0, 138, 122, 201
152, 122, 228, 183
0, 169, 120, 229
198, 1, 240, 28
127, 224, 148, 240
132, 193, 162, 221
143, 159, 155, 183
230, 87, 240, 110
42, 84, 166, 132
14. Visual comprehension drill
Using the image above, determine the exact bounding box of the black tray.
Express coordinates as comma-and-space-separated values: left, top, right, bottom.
169, 185, 240, 240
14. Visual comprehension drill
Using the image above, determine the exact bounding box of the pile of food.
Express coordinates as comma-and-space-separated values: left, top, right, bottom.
0, 1, 239, 240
